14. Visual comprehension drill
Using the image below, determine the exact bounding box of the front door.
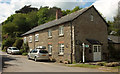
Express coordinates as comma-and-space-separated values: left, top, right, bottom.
93, 45, 101, 61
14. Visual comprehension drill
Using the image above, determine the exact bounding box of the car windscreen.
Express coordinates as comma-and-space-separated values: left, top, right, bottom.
12, 48, 19, 50
39, 50, 48, 53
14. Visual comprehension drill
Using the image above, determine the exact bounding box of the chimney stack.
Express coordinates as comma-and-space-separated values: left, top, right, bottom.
56, 9, 62, 19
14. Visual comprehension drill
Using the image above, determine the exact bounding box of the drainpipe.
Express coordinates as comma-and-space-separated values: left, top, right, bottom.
70, 21, 73, 64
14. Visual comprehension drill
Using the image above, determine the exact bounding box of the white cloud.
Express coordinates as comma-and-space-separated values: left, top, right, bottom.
0, 0, 88, 23
0, 0, 119, 23
93, 0, 120, 21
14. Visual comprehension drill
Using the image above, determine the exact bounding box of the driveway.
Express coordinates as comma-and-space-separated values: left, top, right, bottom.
1, 51, 111, 72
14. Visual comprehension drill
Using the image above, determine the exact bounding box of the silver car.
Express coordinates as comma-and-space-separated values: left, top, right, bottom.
28, 49, 49, 62
7, 47, 20, 54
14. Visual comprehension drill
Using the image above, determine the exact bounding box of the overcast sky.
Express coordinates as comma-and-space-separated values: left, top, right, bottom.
0, 0, 119, 23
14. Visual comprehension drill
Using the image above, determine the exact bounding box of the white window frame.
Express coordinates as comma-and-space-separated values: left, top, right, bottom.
93, 45, 101, 52
24, 37, 27, 43
48, 44, 52, 55
29, 36, 32, 43
35, 34, 39, 42
91, 14, 93, 21
59, 26, 64, 36
48, 29, 52, 38
59, 44, 64, 55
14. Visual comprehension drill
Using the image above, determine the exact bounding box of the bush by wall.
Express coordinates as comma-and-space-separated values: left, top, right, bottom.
13, 38, 23, 49
108, 44, 120, 61
20, 42, 29, 54
2, 37, 15, 51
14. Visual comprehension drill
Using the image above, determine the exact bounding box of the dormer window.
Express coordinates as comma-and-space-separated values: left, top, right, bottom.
91, 14, 93, 21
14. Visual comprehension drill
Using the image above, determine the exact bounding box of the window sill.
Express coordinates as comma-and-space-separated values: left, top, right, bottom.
58, 53, 64, 56
49, 53, 52, 56
59, 34, 64, 37
35, 40, 39, 42
29, 41, 32, 43
48, 36, 52, 39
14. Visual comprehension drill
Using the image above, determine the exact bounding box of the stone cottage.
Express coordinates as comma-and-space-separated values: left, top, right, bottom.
22, 5, 108, 63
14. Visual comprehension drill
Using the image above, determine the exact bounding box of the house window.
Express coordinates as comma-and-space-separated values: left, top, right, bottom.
91, 14, 93, 21
59, 44, 64, 55
59, 26, 64, 36
29, 36, 32, 43
48, 29, 52, 38
48, 44, 52, 55
24, 37, 27, 43
93, 45, 101, 52
35, 34, 39, 41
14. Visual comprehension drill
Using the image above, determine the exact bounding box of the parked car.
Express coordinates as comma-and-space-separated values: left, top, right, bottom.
7, 47, 20, 54
28, 49, 49, 62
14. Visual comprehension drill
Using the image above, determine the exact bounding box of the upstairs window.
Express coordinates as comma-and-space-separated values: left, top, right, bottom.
48, 29, 52, 38
24, 37, 27, 43
29, 36, 32, 43
35, 34, 39, 41
59, 26, 64, 36
91, 14, 93, 21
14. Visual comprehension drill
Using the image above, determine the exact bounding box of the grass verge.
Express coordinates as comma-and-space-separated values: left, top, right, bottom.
67, 64, 99, 68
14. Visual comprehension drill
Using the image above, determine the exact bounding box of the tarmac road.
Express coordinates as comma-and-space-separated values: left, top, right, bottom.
1, 51, 105, 72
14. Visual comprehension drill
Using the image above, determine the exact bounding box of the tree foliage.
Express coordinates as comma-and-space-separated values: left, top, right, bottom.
108, 14, 120, 36
15, 5, 38, 14
62, 6, 82, 16
13, 38, 23, 49
2, 5, 82, 50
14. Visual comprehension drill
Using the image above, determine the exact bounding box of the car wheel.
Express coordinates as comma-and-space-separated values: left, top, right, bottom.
34, 57, 37, 62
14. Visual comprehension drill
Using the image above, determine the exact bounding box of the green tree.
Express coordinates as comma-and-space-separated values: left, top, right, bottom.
13, 38, 23, 49
12, 14, 30, 34
2, 22, 17, 36
111, 14, 120, 36
26, 11, 39, 28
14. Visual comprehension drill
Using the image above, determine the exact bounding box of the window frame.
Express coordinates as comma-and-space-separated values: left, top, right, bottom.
93, 45, 101, 52
48, 29, 52, 38
48, 44, 52, 55
29, 36, 32, 43
90, 14, 93, 21
59, 43, 64, 55
59, 25, 64, 36
35, 34, 39, 42
24, 37, 27, 43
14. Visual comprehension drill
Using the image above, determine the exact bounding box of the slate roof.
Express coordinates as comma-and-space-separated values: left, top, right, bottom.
108, 35, 120, 44
86, 39, 102, 45
22, 5, 108, 36
22, 6, 92, 36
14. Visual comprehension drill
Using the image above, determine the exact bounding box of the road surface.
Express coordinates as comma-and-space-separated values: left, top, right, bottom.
2, 51, 105, 72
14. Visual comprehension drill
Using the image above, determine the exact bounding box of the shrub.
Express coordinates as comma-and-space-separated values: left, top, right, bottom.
105, 62, 120, 67
2, 37, 15, 51
96, 62, 106, 66
13, 38, 23, 49
22, 42, 29, 53
22, 52, 28, 56
20, 42, 29, 55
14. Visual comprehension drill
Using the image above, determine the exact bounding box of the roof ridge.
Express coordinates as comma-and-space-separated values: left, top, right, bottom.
22, 5, 94, 36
